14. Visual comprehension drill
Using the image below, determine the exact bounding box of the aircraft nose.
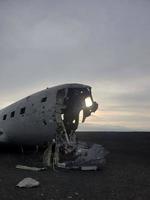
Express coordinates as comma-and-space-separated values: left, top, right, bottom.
92, 101, 98, 112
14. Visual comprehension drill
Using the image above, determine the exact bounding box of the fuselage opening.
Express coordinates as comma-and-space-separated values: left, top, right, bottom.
56, 87, 97, 144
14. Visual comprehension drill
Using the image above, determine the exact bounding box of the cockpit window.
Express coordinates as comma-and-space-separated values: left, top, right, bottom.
85, 97, 93, 107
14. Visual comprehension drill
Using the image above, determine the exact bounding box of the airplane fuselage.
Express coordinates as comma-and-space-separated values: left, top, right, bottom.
0, 84, 98, 145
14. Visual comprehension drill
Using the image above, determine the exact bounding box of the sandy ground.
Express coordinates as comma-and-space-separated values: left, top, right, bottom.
0, 131, 150, 200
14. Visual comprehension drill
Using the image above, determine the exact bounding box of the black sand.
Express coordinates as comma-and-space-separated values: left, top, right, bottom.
0, 132, 150, 200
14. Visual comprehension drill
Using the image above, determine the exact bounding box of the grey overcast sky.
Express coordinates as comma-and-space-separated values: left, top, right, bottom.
0, 0, 150, 131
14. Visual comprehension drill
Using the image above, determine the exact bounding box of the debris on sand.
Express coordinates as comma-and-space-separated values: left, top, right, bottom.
43, 140, 108, 171
16, 177, 40, 188
16, 165, 46, 172
81, 166, 98, 171
58, 142, 108, 170
67, 196, 73, 199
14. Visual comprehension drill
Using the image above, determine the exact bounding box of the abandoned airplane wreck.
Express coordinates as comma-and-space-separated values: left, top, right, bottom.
0, 83, 107, 170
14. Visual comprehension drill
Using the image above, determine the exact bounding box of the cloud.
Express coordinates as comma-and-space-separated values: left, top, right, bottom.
0, 0, 150, 130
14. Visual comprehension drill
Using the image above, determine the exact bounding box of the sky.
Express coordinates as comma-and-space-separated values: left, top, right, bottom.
0, 0, 150, 131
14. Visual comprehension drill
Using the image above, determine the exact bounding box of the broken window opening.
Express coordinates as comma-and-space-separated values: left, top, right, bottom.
11, 111, 15, 118
85, 97, 93, 107
3, 114, 7, 120
79, 110, 84, 123
20, 107, 26, 115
